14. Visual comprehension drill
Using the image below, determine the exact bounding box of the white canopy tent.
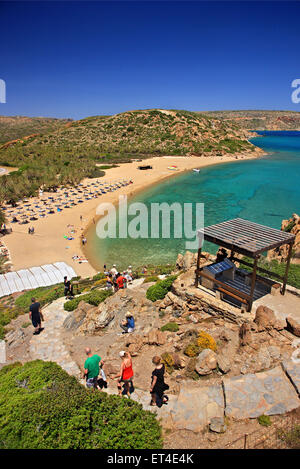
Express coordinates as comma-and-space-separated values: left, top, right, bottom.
0, 262, 77, 297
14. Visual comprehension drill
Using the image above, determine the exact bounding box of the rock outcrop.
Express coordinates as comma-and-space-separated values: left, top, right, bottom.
268, 213, 300, 263
254, 305, 286, 332
286, 316, 300, 337
195, 349, 217, 375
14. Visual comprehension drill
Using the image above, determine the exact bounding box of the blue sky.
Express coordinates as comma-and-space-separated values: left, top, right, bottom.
1, 1, 300, 119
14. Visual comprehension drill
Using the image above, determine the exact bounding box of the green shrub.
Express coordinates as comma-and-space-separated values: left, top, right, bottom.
92, 272, 106, 281
144, 276, 159, 283
257, 415, 272, 427
242, 257, 300, 289
146, 275, 177, 302
277, 425, 300, 449
184, 342, 200, 357
0, 305, 23, 339
64, 289, 112, 311
0, 360, 162, 449
15, 284, 65, 310
161, 322, 179, 332
161, 352, 175, 374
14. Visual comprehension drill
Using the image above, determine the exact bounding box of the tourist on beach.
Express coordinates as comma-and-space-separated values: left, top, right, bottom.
110, 264, 118, 276
64, 276, 74, 297
150, 356, 169, 407
83, 347, 104, 389
113, 351, 134, 397
120, 312, 135, 334
29, 297, 44, 335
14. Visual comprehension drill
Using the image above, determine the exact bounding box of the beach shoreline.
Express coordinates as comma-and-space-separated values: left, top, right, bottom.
2, 150, 264, 279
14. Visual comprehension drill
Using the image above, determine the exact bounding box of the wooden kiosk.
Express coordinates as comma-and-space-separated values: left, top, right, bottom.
195, 218, 295, 312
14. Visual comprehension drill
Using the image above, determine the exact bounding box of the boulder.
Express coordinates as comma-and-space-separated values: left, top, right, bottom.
254, 306, 277, 331
172, 353, 185, 369
5, 328, 25, 346
209, 417, 227, 433
217, 354, 231, 374
286, 316, 300, 337
195, 349, 217, 375
126, 335, 144, 355
63, 301, 93, 330
147, 329, 167, 346
95, 308, 115, 329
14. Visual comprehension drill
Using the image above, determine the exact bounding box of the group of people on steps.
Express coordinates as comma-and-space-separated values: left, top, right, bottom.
83, 348, 169, 407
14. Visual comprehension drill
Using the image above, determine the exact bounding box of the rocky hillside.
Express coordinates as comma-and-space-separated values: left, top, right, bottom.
1, 109, 260, 160
201, 110, 300, 131
0, 115, 72, 144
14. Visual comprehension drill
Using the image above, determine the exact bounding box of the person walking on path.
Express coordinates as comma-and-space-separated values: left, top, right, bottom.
150, 356, 169, 407
64, 276, 74, 298
113, 351, 134, 398
29, 297, 44, 335
83, 348, 104, 389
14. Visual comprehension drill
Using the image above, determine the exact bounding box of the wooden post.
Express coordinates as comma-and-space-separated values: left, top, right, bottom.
195, 247, 202, 287
281, 242, 293, 295
248, 256, 259, 312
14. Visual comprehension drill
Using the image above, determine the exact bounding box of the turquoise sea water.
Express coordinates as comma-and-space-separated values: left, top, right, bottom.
87, 132, 300, 270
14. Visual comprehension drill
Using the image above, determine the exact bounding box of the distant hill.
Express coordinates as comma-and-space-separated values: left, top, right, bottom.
0, 116, 72, 144
0, 109, 263, 204
200, 110, 300, 131
2, 109, 259, 159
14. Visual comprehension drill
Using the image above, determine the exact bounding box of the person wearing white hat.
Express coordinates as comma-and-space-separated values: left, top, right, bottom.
120, 312, 135, 334
110, 264, 117, 276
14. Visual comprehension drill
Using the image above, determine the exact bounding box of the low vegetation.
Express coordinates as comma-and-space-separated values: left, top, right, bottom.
184, 330, 217, 357
242, 257, 300, 289
0, 360, 162, 449
257, 415, 272, 427
146, 275, 177, 302
64, 289, 112, 311
277, 425, 300, 449
160, 322, 179, 332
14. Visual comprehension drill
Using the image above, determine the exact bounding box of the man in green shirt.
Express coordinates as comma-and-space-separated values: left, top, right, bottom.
83, 347, 104, 389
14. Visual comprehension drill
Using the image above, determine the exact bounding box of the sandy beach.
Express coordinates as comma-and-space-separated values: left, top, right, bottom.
2, 152, 261, 279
